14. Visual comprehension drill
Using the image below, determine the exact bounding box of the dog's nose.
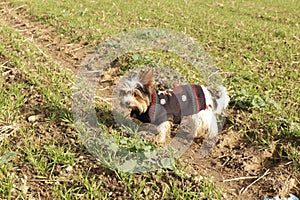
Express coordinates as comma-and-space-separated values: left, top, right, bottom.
121, 101, 130, 107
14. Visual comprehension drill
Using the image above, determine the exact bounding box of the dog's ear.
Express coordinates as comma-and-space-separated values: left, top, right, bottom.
140, 70, 154, 90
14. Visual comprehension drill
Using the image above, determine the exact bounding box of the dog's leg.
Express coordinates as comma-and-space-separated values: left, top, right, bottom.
156, 121, 172, 144
189, 113, 202, 138
198, 110, 219, 157
197, 110, 218, 138
207, 112, 219, 139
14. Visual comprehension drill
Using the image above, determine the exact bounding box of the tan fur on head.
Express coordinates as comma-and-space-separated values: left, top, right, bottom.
131, 88, 149, 113
129, 70, 154, 113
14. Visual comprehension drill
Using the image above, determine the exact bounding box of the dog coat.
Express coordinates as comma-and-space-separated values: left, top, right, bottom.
131, 84, 206, 125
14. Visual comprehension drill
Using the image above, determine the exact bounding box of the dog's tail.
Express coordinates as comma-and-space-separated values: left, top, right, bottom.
215, 85, 230, 114
208, 85, 230, 115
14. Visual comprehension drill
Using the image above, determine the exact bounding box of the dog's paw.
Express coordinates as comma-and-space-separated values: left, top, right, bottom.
198, 137, 218, 158
154, 133, 167, 144
138, 123, 158, 133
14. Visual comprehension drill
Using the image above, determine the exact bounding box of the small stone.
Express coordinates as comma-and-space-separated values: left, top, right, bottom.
27, 114, 45, 122
2, 70, 11, 77
65, 165, 73, 172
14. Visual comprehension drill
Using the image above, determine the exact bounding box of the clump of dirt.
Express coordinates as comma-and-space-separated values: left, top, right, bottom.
1, 54, 22, 85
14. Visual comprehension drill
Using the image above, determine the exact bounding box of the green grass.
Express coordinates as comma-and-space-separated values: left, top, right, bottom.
0, 0, 299, 199
0, 3, 223, 199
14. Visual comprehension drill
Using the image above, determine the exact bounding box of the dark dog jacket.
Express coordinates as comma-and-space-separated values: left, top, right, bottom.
131, 84, 206, 125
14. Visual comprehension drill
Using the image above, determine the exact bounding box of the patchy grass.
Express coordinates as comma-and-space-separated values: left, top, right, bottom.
0, 4, 222, 200
0, 0, 299, 199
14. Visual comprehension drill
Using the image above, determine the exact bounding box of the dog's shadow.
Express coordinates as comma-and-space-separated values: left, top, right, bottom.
95, 105, 115, 127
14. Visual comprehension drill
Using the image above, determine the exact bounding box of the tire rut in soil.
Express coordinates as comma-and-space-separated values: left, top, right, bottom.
0, 3, 89, 72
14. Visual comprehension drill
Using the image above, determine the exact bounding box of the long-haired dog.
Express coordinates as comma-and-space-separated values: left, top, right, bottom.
118, 70, 230, 145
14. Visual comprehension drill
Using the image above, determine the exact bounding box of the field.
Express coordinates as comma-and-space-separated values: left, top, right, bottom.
0, 0, 299, 199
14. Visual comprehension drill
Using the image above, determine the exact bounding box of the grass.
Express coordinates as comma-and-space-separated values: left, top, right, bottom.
0, 0, 299, 199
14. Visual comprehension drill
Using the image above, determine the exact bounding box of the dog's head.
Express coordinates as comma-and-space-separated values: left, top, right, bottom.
118, 70, 155, 113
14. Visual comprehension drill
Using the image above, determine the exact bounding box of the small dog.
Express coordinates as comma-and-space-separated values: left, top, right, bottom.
118, 70, 230, 144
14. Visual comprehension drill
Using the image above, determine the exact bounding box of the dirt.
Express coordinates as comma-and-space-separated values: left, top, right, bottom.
0, 3, 299, 199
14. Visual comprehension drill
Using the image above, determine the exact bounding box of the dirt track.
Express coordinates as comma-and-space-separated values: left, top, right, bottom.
1, 3, 299, 199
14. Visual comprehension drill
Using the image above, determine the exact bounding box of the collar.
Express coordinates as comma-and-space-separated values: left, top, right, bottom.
148, 89, 158, 122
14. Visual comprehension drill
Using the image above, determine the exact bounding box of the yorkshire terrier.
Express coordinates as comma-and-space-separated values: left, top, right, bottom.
117, 70, 230, 145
